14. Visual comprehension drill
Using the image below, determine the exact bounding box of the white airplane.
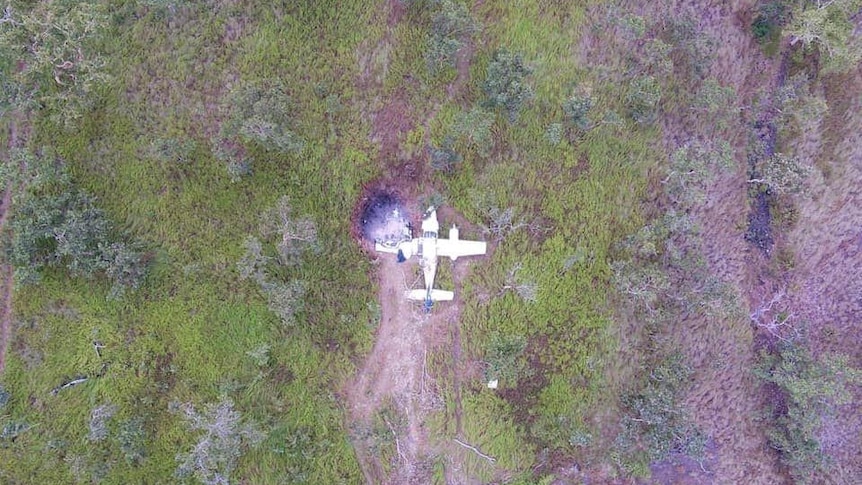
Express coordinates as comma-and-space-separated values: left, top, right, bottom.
375, 207, 487, 310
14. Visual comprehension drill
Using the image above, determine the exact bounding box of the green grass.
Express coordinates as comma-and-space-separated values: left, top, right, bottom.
0, 0, 690, 483
1, 1, 383, 483
456, 391, 534, 481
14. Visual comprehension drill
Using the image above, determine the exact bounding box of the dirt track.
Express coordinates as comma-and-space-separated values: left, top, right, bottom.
346, 0, 482, 481
345, 256, 430, 484
0, 119, 19, 374
0, 187, 12, 375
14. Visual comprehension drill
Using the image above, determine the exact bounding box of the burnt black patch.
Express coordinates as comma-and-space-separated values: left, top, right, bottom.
745, 191, 774, 254
357, 190, 411, 245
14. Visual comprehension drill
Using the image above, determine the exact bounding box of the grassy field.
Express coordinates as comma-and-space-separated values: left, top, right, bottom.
1, 2, 384, 483
0, 0, 673, 482
2, 0, 860, 483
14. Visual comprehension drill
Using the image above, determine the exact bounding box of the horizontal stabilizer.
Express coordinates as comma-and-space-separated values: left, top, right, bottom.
406, 289, 454, 301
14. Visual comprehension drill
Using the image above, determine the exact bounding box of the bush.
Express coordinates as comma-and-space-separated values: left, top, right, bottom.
482, 49, 534, 122
664, 16, 715, 80
752, 2, 787, 44
544, 122, 563, 145
5, 149, 147, 296
562, 89, 594, 132
693, 78, 737, 121
426, 0, 478, 73
616, 354, 705, 468
172, 398, 264, 485
223, 80, 305, 154
625, 76, 661, 125
451, 107, 494, 157
87, 404, 117, 443
484, 333, 530, 387
755, 341, 862, 482
103, 242, 148, 299
149, 137, 196, 166
429, 137, 462, 173
664, 141, 733, 209
116, 417, 147, 465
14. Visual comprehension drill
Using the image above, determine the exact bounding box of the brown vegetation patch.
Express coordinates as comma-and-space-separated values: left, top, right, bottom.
577, 1, 792, 483
371, 90, 416, 164
780, 65, 862, 483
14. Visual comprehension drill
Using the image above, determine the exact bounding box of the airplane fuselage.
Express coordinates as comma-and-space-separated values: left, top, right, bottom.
417, 230, 438, 304
374, 206, 485, 309
416, 208, 441, 305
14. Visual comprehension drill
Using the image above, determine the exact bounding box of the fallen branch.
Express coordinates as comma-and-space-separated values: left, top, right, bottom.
750, 287, 801, 341
453, 438, 496, 463
385, 419, 407, 464
51, 376, 88, 396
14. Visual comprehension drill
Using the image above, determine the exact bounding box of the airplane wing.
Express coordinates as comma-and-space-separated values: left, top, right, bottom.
406, 289, 454, 301
436, 239, 487, 260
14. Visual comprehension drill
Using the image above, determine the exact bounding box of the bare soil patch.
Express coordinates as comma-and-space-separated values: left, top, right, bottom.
0, 188, 12, 375
345, 192, 489, 484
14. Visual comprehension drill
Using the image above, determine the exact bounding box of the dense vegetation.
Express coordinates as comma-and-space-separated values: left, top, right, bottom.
1, 0, 860, 483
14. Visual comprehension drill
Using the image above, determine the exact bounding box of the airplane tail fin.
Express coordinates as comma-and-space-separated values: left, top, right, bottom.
406, 289, 454, 301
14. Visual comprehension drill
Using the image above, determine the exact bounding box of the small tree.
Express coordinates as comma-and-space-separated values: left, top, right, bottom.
749, 153, 813, 196
786, 0, 862, 73
172, 398, 263, 485
617, 354, 705, 468
499, 263, 538, 303
6, 149, 147, 295
260, 280, 306, 327
478, 205, 526, 242
237, 236, 269, 284
482, 49, 534, 122
258, 196, 318, 266
237, 197, 313, 326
